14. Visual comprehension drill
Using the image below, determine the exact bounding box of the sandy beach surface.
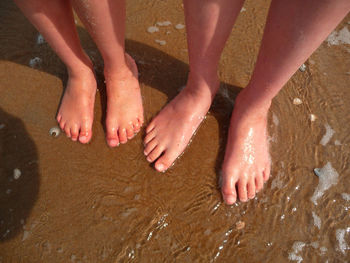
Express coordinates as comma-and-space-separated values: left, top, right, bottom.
1, 0, 350, 262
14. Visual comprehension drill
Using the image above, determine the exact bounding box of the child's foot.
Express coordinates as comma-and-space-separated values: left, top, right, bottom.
56, 65, 97, 144
221, 90, 271, 204
144, 73, 219, 172
105, 54, 144, 147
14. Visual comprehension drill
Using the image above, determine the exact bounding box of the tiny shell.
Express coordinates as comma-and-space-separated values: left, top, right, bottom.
13, 168, 21, 180
49, 127, 61, 137
299, 63, 307, 72
293, 98, 302, 105
310, 114, 317, 122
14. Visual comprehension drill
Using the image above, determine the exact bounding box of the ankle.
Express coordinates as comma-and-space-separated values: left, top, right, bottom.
234, 88, 272, 117
185, 69, 220, 100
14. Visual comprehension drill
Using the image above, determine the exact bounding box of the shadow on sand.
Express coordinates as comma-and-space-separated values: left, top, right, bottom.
0, 0, 242, 241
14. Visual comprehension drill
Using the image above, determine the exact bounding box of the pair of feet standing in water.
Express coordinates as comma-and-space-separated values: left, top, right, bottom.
57, 53, 270, 204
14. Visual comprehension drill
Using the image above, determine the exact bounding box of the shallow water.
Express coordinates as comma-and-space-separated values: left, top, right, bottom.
0, 0, 350, 262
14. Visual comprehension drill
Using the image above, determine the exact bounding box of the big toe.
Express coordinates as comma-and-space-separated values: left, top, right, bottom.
79, 121, 92, 144
154, 149, 178, 172
221, 173, 238, 205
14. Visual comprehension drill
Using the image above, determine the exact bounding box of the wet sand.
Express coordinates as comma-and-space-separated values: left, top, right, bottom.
1, 0, 350, 262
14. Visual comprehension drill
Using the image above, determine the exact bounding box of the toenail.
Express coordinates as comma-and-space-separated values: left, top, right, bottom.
225, 195, 236, 204
80, 135, 87, 141
109, 139, 118, 146
156, 163, 165, 172
146, 157, 152, 162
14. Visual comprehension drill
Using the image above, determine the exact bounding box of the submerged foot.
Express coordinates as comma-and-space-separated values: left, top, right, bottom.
105, 54, 144, 147
144, 73, 219, 172
56, 65, 97, 144
221, 90, 271, 204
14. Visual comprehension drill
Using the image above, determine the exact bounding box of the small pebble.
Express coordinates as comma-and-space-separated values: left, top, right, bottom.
36, 34, 45, 45
293, 98, 303, 105
236, 221, 245, 230
13, 168, 21, 180
299, 63, 307, 72
175, 24, 185, 30
310, 114, 317, 122
29, 57, 42, 68
147, 26, 159, 33
155, 39, 166, 46
49, 127, 60, 137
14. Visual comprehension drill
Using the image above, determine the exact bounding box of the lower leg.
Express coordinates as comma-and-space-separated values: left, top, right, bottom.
14, 0, 96, 143
221, 0, 350, 204
72, 0, 144, 147
143, 0, 245, 172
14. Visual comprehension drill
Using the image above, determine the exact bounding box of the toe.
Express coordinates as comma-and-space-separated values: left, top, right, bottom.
79, 122, 92, 144
247, 179, 256, 199
221, 172, 238, 205
71, 125, 79, 141
144, 129, 157, 144
64, 125, 71, 138
59, 120, 65, 130
154, 148, 178, 172
146, 145, 164, 163
255, 174, 264, 192
126, 125, 134, 139
263, 165, 270, 182
238, 179, 248, 202
146, 120, 155, 133
144, 138, 158, 155
118, 128, 128, 144
56, 114, 62, 123
133, 119, 141, 133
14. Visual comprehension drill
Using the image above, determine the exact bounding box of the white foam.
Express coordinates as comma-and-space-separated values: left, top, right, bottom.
288, 242, 306, 263
334, 140, 341, 146
312, 212, 321, 229
336, 228, 350, 254
342, 193, 350, 201
311, 162, 339, 205
175, 24, 185, 30
29, 57, 42, 68
156, 21, 171, 26
147, 26, 159, 33
320, 124, 335, 146
155, 39, 166, 46
327, 26, 350, 46
272, 113, 279, 126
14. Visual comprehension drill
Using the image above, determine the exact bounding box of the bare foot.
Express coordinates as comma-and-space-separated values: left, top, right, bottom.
144, 73, 219, 172
56, 65, 97, 144
221, 90, 271, 204
105, 54, 144, 147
